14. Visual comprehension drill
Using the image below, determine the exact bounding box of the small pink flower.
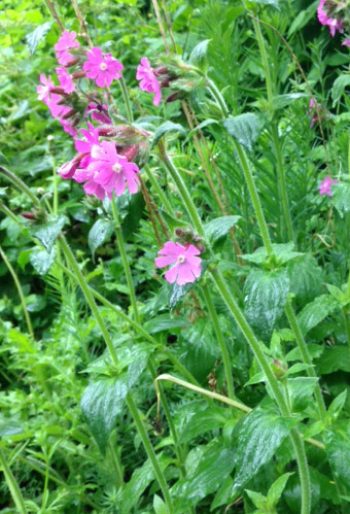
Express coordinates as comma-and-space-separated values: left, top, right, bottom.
81, 141, 140, 198
55, 31, 80, 66
317, 0, 343, 37
342, 38, 350, 47
74, 123, 100, 154
83, 48, 123, 88
319, 176, 337, 196
74, 167, 106, 199
56, 67, 75, 94
86, 102, 112, 125
155, 241, 202, 286
37, 74, 56, 103
136, 57, 162, 106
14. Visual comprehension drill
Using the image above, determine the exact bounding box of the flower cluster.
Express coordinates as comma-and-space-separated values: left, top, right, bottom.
319, 176, 337, 196
317, 0, 350, 46
155, 241, 202, 285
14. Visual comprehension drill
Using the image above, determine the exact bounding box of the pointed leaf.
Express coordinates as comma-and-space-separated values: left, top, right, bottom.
224, 113, 264, 151
88, 218, 114, 258
204, 215, 241, 244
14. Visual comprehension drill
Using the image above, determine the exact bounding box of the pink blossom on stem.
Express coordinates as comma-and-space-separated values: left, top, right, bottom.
319, 176, 337, 196
74, 123, 100, 154
74, 167, 106, 200
37, 74, 57, 103
317, 0, 343, 37
56, 67, 76, 94
136, 57, 162, 106
342, 38, 350, 47
155, 241, 202, 286
86, 102, 112, 125
54, 31, 80, 66
83, 48, 123, 88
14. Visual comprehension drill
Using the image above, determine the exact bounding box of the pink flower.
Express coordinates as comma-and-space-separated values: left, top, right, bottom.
155, 242, 202, 286
56, 67, 75, 94
342, 38, 350, 47
317, 0, 343, 37
136, 57, 162, 106
319, 176, 337, 196
74, 167, 106, 199
74, 123, 100, 154
79, 141, 140, 199
83, 48, 123, 88
86, 102, 112, 125
54, 31, 80, 66
37, 74, 56, 103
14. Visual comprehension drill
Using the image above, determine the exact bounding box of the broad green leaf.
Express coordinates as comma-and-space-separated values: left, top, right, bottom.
318, 346, 350, 374
30, 247, 55, 275
0, 417, 23, 437
244, 269, 290, 339
328, 390, 347, 418
31, 215, 66, 252
287, 377, 318, 412
297, 295, 339, 335
331, 75, 350, 106
81, 347, 149, 453
153, 121, 186, 145
243, 243, 302, 265
204, 215, 241, 244
153, 494, 169, 514
88, 218, 114, 258
326, 426, 350, 492
287, 255, 323, 305
26, 21, 52, 54
189, 39, 211, 67
331, 182, 350, 218
245, 489, 266, 509
249, 0, 279, 6
144, 314, 189, 334
288, 2, 318, 36
176, 441, 235, 504
175, 401, 229, 444
272, 93, 306, 110
224, 113, 264, 152
231, 408, 291, 495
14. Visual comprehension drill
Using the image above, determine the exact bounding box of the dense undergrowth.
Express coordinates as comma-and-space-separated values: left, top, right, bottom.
1, 0, 350, 513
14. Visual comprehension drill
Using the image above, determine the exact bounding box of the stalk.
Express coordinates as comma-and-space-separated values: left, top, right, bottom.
0, 449, 28, 514
119, 77, 134, 123
284, 297, 327, 418
201, 285, 235, 398
59, 236, 174, 511
0, 166, 41, 209
0, 245, 34, 339
158, 144, 311, 514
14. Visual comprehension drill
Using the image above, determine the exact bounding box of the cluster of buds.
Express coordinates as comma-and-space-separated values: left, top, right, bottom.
317, 0, 350, 46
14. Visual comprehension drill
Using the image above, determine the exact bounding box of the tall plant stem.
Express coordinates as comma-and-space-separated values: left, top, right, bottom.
251, 18, 294, 242
71, 0, 93, 46
0, 449, 28, 514
110, 198, 187, 478
59, 236, 174, 511
0, 166, 41, 209
284, 297, 327, 418
0, 245, 34, 339
201, 285, 235, 399
158, 143, 311, 514
234, 142, 274, 257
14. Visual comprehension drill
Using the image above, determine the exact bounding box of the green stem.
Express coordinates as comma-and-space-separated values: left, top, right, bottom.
284, 298, 327, 418
201, 284, 235, 399
234, 141, 274, 257
158, 141, 204, 236
0, 166, 41, 209
108, 440, 124, 487
0, 449, 28, 514
206, 78, 229, 117
110, 198, 139, 322
59, 236, 174, 511
126, 395, 174, 512
251, 18, 274, 107
0, 245, 34, 339
119, 77, 134, 123
159, 144, 311, 514
144, 165, 174, 214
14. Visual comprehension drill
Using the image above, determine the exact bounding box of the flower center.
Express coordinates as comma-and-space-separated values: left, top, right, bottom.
99, 62, 108, 71
177, 254, 186, 264
112, 162, 122, 174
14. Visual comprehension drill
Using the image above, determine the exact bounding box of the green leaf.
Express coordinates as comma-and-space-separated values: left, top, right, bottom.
287, 2, 318, 36
144, 314, 189, 334
287, 255, 323, 305
326, 426, 350, 492
243, 242, 302, 265
272, 93, 306, 110
153, 121, 186, 145
249, 0, 279, 6
267, 472, 293, 507
231, 408, 291, 495
224, 113, 264, 152
244, 269, 290, 339
176, 441, 235, 504
204, 215, 241, 244
328, 390, 347, 418
318, 346, 350, 374
88, 218, 114, 258
331, 74, 350, 106
32, 215, 67, 252
297, 295, 339, 336
189, 39, 211, 67
0, 417, 23, 437
175, 401, 229, 444
81, 347, 149, 453
287, 377, 318, 412
26, 21, 52, 54
245, 489, 267, 509
153, 494, 169, 514
331, 182, 350, 218
30, 247, 55, 275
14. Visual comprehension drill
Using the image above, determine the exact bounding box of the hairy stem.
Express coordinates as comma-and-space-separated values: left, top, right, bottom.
0, 449, 28, 514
